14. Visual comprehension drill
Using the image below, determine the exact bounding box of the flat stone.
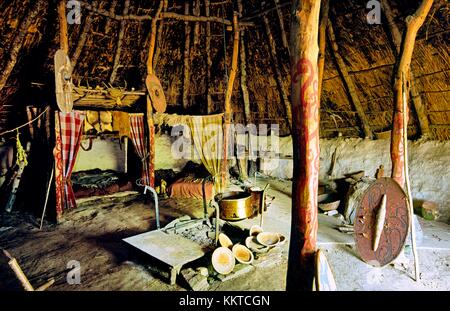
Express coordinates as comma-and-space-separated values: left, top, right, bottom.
217, 264, 255, 282
181, 268, 209, 291
253, 248, 283, 268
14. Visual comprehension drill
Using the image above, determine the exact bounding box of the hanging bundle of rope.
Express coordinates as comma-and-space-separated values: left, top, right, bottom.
15, 130, 28, 166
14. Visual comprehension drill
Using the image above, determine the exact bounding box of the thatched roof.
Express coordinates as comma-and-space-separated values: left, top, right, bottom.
0, 0, 449, 139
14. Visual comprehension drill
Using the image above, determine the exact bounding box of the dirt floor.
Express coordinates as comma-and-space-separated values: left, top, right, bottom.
0, 177, 449, 291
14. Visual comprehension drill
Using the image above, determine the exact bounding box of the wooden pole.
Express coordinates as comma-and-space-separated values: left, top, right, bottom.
0, 0, 46, 93
221, 13, 240, 189
401, 77, 420, 281
193, 0, 201, 47
153, 0, 169, 72
287, 0, 321, 291
79, 1, 254, 27
327, 21, 373, 139
147, 0, 164, 74
381, 0, 430, 138
205, 0, 213, 114
390, 0, 433, 187
71, 1, 97, 72
273, 0, 290, 53
237, 0, 251, 124
58, 0, 69, 53
109, 0, 130, 84
182, 1, 192, 110
144, 1, 164, 188
262, 15, 292, 131
317, 0, 329, 102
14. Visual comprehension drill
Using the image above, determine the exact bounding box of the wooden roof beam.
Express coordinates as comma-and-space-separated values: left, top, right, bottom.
109, 0, 130, 84
79, 1, 254, 27
327, 21, 373, 139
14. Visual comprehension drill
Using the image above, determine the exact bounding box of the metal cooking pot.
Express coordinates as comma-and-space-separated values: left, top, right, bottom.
215, 191, 253, 221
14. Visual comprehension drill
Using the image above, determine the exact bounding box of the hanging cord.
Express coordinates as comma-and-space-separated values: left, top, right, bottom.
0, 107, 49, 137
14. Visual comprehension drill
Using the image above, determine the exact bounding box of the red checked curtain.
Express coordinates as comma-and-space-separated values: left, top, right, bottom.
54, 111, 85, 219
129, 113, 150, 186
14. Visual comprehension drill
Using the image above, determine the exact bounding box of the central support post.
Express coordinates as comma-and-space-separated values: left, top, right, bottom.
287, 0, 321, 291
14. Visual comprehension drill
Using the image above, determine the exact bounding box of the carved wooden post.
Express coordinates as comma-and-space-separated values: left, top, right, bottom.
390, 0, 433, 187
287, 0, 321, 291
221, 13, 240, 190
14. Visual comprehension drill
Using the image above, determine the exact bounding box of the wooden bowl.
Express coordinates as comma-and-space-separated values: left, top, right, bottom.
212, 247, 235, 275
249, 225, 263, 237
245, 236, 270, 253
256, 232, 280, 247
318, 193, 340, 212
218, 233, 233, 249
232, 244, 254, 264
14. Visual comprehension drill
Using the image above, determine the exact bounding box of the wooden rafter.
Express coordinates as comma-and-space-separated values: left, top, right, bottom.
109, 0, 130, 84
147, 1, 165, 75
317, 0, 330, 102
153, 0, 169, 72
182, 1, 192, 110
221, 12, 240, 189
327, 21, 373, 139
272, 0, 289, 52
193, 0, 201, 47
0, 0, 47, 93
262, 15, 292, 131
58, 0, 69, 53
237, 0, 251, 124
205, 0, 213, 114
79, 1, 254, 27
381, 0, 431, 137
72, 1, 97, 72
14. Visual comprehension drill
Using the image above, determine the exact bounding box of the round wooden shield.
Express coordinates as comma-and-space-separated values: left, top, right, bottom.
314, 249, 337, 291
54, 49, 73, 113
354, 177, 410, 267
145, 74, 166, 113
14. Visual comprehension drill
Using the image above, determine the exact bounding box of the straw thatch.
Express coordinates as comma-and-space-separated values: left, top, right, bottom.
0, 0, 448, 139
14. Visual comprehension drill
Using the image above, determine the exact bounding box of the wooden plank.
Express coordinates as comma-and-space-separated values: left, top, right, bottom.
327, 21, 373, 139
287, 0, 321, 291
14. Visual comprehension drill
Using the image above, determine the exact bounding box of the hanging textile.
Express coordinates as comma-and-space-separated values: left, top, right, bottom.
129, 113, 150, 185
54, 111, 85, 219
187, 114, 224, 192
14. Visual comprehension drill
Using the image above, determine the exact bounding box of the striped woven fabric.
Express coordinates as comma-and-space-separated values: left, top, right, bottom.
129, 113, 150, 185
